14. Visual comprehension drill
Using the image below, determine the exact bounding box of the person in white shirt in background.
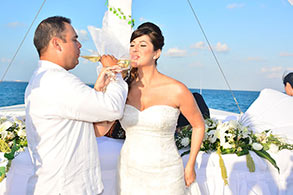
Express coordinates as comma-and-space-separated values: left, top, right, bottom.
282, 71, 293, 96
25, 16, 128, 195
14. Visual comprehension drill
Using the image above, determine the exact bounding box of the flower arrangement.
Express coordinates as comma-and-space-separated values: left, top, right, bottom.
175, 118, 293, 184
0, 116, 27, 182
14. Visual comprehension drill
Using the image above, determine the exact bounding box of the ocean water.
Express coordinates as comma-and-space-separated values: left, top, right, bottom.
0, 81, 259, 113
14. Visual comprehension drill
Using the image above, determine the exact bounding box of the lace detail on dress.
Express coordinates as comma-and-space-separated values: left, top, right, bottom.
121, 104, 180, 134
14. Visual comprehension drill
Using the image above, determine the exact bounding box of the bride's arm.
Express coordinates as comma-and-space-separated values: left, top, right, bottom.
176, 83, 205, 187
93, 121, 116, 137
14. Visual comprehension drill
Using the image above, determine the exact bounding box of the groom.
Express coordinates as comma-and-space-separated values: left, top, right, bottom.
25, 16, 128, 194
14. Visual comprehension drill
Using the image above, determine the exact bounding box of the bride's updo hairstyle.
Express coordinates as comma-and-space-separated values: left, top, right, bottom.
126, 22, 165, 86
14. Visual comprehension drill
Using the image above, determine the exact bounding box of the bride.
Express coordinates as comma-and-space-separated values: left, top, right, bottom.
95, 22, 205, 194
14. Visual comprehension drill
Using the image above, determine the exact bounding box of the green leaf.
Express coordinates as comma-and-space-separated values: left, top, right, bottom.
0, 166, 5, 182
236, 148, 249, 156
246, 153, 255, 172
4, 140, 20, 160
253, 149, 280, 173
0, 166, 5, 176
221, 148, 235, 154
263, 143, 269, 151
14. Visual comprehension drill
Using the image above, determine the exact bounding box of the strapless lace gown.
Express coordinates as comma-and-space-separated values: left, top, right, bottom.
117, 104, 200, 195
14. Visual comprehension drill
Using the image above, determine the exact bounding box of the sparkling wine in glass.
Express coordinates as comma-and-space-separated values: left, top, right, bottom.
81, 55, 101, 62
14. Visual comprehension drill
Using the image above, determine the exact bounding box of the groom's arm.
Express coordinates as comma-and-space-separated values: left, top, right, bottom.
42, 68, 128, 123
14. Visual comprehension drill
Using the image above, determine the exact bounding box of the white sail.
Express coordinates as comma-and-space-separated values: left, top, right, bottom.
289, 0, 293, 5
87, 0, 132, 59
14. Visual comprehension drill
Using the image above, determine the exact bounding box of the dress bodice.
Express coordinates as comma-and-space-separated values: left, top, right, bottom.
120, 104, 180, 136
119, 104, 181, 168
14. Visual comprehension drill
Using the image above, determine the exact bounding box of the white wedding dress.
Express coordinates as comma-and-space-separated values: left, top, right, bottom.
117, 104, 200, 195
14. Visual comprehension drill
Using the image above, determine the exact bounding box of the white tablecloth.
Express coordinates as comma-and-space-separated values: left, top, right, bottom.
1, 136, 292, 195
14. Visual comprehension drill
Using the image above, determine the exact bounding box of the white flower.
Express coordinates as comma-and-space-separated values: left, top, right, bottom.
255, 132, 267, 143
252, 143, 263, 151
0, 130, 8, 139
0, 121, 13, 133
216, 122, 231, 147
205, 118, 217, 129
220, 136, 228, 147
0, 152, 8, 167
207, 130, 217, 143
269, 144, 279, 153
240, 126, 250, 138
222, 142, 233, 149
181, 137, 190, 147
17, 129, 26, 138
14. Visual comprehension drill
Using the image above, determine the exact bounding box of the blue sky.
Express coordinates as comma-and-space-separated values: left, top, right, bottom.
0, 0, 292, 92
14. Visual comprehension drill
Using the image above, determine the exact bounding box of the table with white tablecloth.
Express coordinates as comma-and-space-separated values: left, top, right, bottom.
1, 136, 292, 195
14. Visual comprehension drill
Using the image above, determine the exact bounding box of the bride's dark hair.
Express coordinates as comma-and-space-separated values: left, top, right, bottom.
126, 22, 165, 86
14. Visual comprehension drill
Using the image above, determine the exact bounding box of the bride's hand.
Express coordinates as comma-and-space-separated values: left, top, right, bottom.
94, 66, 122, 92
184, 163, 196, 187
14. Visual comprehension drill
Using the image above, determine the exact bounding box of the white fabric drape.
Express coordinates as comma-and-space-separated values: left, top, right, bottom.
88, 0, 132, 59
240, 88, 293, 144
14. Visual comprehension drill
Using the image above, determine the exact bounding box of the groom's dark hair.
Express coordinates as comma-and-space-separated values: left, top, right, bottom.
34, 16, 71, 56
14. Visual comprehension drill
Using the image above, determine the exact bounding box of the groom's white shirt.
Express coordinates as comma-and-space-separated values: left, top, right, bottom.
25, 60, 128, 195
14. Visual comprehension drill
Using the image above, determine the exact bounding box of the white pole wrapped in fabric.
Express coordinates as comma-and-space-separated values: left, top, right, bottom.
88, 0, 132, 59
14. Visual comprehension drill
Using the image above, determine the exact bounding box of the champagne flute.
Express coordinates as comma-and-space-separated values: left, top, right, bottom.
117, 57, 132, 80
81, 53, 132, 81
81, 55, 131, 70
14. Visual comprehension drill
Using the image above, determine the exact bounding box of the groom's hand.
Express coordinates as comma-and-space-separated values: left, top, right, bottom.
100, 55, 118, 67
94, 66, 122, 92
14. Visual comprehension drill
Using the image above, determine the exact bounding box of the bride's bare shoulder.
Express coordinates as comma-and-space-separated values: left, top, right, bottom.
160, 74, 190, 94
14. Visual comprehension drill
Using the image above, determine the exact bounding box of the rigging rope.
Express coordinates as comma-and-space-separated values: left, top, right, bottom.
186, 0, 243, 114
0, 0, 47, 82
